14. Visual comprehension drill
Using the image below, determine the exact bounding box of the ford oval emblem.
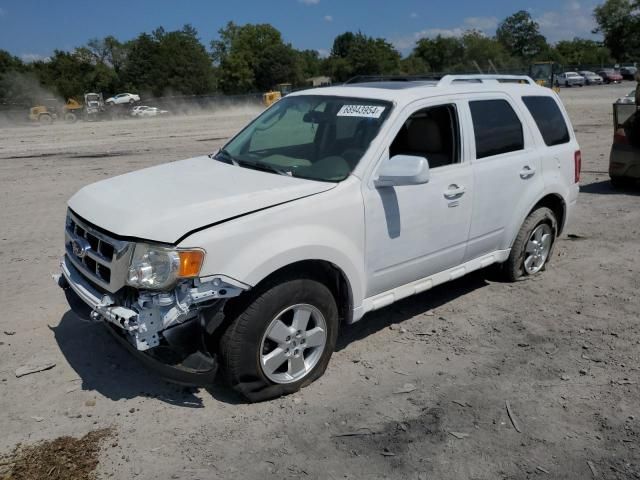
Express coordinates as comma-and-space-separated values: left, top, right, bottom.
71, 238, 91, 259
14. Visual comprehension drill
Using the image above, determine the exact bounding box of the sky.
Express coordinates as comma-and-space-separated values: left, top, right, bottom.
0, 0, 602, 62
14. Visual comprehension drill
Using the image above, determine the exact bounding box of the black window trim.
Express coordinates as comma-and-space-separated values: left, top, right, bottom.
469, 97, 526, 160
521, 95, 571, 147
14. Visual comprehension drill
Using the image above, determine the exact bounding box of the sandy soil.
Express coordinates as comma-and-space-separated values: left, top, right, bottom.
0, 84, 638, 480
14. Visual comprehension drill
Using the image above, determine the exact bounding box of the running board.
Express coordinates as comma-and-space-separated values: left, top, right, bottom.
353, 250, 510, 322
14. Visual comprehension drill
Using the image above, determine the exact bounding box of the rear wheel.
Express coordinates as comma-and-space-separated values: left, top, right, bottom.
38, 114, 52, 125
610, 176, 632, 189
64, 112, 77, 123
220, 275, 338, 402
502, 207, 557, 282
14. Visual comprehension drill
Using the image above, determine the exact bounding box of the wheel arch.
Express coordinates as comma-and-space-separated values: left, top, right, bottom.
528, 193, 566, 235
212, 259, 355, 348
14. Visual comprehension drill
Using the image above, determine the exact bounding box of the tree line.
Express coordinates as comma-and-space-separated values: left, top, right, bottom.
0, 0, 638, 105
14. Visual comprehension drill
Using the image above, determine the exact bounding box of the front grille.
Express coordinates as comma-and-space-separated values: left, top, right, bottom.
65, 210, 134, 293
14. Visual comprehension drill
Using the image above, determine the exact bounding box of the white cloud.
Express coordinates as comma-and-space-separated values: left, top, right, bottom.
317, 48, 330, 58
20, 53, 50, 63
464, 16, 498, 31
535, 1, 599, 43
324, 15, 333, 22
410, 12, 418, 19
298, 0, 319, 4
392, 16, 496, 53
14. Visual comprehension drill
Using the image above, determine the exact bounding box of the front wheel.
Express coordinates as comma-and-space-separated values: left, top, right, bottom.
502, 207, 557, 281
220, 276, 338, 402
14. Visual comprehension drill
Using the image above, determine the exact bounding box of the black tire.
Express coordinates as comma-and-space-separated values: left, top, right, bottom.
64, 112, 77, 123
39, 114, 52, 125
610, 176, 630, 189
220, 275, 339, 402
502, 207, 558, 282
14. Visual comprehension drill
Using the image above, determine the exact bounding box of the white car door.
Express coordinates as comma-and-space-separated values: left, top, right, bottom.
463, 94, 544, 261
363, 100, 474, 297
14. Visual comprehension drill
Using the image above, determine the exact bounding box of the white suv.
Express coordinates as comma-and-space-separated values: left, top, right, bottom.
58, 75, 580, 401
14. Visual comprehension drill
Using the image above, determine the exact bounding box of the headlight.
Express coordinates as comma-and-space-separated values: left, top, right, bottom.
126, 244, 205, 290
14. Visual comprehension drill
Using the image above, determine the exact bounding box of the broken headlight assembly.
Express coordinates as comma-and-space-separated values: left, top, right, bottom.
126, 243, 205, 290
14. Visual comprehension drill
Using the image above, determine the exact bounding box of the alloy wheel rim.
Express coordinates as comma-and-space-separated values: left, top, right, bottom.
259, 304, 327, 384
524, 223, 553, 275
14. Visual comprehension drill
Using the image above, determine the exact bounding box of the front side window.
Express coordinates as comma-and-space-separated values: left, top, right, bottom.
469, 99, 524, 159
389, 104, 460, 168
522, 96, 570, 146
221, 95, 392, 182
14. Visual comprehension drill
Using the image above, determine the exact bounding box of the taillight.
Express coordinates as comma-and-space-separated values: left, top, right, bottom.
574, 150, 581, 183
613, 128, 629, 145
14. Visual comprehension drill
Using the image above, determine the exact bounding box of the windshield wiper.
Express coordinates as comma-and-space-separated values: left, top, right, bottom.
211, 149, 288, 176
235, 159, 289, 176
211, 148, 237, 165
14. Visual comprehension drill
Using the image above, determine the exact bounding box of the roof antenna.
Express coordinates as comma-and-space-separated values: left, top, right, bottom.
488, 60, 499, 74
472, 61, 484, 74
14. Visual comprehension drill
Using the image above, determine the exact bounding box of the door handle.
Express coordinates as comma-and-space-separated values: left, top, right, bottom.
520, 166, 536, 179
444, 184, 466, 199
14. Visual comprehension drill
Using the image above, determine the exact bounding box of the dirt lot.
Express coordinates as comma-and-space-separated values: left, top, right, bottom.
0, 84, 638, 480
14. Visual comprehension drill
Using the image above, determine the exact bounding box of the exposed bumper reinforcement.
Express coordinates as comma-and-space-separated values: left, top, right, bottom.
58, 256, 218, 387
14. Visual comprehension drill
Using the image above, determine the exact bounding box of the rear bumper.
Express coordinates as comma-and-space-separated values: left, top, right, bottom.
58, 256, 218, 387
610, 144, 640, 179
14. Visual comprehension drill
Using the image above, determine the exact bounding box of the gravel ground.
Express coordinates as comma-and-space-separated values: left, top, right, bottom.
0, 84, 638, 480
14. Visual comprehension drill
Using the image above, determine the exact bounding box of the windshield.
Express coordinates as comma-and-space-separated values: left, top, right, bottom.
219, 95, 392, 182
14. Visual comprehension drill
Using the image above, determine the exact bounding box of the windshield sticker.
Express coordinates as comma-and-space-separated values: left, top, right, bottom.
337, 105, 386, 118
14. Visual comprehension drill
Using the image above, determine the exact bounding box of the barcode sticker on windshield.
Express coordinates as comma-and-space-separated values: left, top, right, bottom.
337, 105, 386, 118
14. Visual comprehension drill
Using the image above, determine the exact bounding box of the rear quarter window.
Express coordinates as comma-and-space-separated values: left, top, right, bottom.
522, 96, 570, 146
469, 99, 524, 159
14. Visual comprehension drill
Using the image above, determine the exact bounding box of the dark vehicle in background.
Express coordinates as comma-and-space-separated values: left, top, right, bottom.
597, 69, 623, 84
620, 66, 638, 80
578, 71, 603, 85
610, 102, 640, 188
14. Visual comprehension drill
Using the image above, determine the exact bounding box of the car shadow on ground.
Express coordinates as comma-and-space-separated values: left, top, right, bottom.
52, 311, 243, 407
52, 270, 493, 406
580, 179, 640, 195
336, 269, 492, 352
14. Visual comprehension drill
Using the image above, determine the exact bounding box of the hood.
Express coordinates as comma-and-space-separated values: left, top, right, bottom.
69, 156, 336, 244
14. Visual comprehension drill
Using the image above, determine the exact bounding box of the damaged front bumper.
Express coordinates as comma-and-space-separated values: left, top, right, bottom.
57, 255, 242, 386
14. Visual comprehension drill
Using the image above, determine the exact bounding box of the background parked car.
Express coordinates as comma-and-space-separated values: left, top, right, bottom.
131, 105, 150, 116
610, 102, 640, 188
616, 90, 636, 104
620, 66, 638, 80
557, 72, 585, 87
597, 69, 623, 84
578, 71, 603, 85
106, 93, 141, 105
137, 106, 169, 117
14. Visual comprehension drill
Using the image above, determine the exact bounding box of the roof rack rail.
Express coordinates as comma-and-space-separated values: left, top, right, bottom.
344, 74, 440, 84
437, 74, 536, 86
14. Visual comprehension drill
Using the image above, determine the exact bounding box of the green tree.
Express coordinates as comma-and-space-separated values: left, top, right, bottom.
212, 22, 300, 93
121, 25, 215, 96
496, 10, 548, 60
594, 0, 640, 62
462, 31, 514, 71
326, 32, 400, 81
399, 55, 428, 75
554, 38, 613, 66
413, 35, 464, 72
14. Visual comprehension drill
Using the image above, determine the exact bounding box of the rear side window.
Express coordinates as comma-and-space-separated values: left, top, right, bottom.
522, 96, 570, 146
469, 99, 524, 159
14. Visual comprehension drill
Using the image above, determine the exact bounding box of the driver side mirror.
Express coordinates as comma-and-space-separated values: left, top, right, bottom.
374, 155, 430, 187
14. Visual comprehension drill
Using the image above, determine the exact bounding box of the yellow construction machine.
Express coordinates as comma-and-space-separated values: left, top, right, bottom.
528, 62, 562, 92
29, 98, 83, 124
262, 83, 292, 107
